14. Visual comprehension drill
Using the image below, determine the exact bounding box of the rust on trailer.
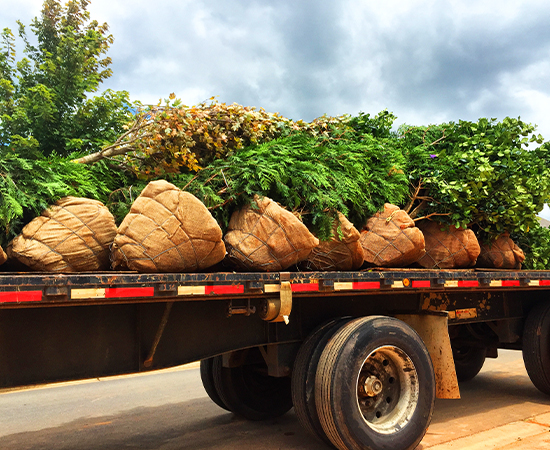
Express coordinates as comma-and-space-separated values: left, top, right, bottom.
396, 312, 460, 399
2, 269, 550, 311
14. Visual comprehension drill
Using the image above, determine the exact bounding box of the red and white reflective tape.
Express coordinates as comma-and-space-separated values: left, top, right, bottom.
444, 280, 480, 288
71, 287, 155, 300
4, 277, 550, 304
0, 290, 42, 303
334, 281, 381, 291
490, 280, 520, 287
528, 280, 550, 286
177, 284, 245, 296
264, 283, 320, 293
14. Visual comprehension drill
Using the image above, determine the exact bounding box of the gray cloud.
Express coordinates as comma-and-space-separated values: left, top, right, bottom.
3, 0, 550, 135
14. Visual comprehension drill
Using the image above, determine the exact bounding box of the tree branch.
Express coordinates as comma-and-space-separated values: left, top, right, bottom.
404, 180, 423, 214
408, 199, 427, 219
413, 212, 451, 222
71, 112, 152, 164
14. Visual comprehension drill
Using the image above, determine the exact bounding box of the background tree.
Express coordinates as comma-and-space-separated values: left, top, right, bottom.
0, 0, 135, 158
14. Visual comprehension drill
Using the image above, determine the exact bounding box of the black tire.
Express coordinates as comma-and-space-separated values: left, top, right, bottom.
523, 301, 550, 395
452, 344, 487, 382
200, 357, 230, 411
291, 318, 351, 445
315, 316, 436, 450
212, 348, 293, 421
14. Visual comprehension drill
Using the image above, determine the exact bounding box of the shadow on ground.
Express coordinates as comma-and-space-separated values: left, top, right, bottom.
4, 354, 550, 450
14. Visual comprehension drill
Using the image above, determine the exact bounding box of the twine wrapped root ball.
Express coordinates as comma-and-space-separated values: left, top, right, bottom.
477, 233, 525, 269
299, 212, 364, 271
224, 195, 319, 271
416, 221, 480, 269
8, 197, 117, 272
360, 203, 425, 267
111, 180, 226, 272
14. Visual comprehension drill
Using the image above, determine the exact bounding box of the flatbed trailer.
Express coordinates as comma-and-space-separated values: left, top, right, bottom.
2, 268, 550, 450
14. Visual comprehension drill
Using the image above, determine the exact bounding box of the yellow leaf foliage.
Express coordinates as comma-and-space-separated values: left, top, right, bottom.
121, 97, 347, 177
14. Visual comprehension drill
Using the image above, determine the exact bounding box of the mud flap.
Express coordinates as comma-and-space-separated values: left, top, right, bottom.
396, 312, 461, 399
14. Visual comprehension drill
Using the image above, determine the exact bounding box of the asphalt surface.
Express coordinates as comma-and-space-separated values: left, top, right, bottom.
1, 350, 550, 449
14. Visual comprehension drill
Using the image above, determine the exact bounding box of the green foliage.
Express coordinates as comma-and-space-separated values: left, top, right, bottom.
105, 182, 147, 226
513, 224, 550, 270
0, 0, 136, 158
400, 117, 550, 240
0, 150, 131, 246
178, 132, 408, 239
346, 109, 397, 139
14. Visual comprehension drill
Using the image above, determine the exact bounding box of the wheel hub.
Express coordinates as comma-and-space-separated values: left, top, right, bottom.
356, 345, 420, 434
363, 375, 383, 397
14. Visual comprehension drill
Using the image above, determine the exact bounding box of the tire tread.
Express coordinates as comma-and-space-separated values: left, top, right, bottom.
523, 302, 550, 395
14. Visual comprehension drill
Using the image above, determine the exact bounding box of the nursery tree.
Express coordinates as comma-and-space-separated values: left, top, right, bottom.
176, 132, 409, 239
74, 96, 350, 177
0, 152, 130, 246
0, 0, 135, 157
400, 117, 550, 240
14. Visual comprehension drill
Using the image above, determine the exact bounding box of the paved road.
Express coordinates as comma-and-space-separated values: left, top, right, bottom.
1, 350, 550, 449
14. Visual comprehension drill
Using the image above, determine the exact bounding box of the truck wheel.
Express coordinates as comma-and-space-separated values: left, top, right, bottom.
200, 357, 229, 411
523, 301, 550, 395
316, 316, 435, 450
212, 349, 293, 421
452, 344, 487, 382
291, 318, 351, 444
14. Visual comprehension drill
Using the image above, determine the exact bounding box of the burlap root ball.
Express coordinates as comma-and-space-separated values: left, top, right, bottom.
477, 233, 525, 269
8, 197, 116, 272
360, 203, 425, 267
416, 221, 480, 269
111, 180, 226, 273
0, 247, 6, 266
224, 196, 319, 271
299, 212, 364, 271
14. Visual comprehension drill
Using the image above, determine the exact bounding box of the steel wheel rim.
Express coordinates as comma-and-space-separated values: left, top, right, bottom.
355, 345, 419, 434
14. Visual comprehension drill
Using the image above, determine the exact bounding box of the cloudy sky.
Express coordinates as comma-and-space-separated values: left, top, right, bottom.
4, 0, 550, 137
